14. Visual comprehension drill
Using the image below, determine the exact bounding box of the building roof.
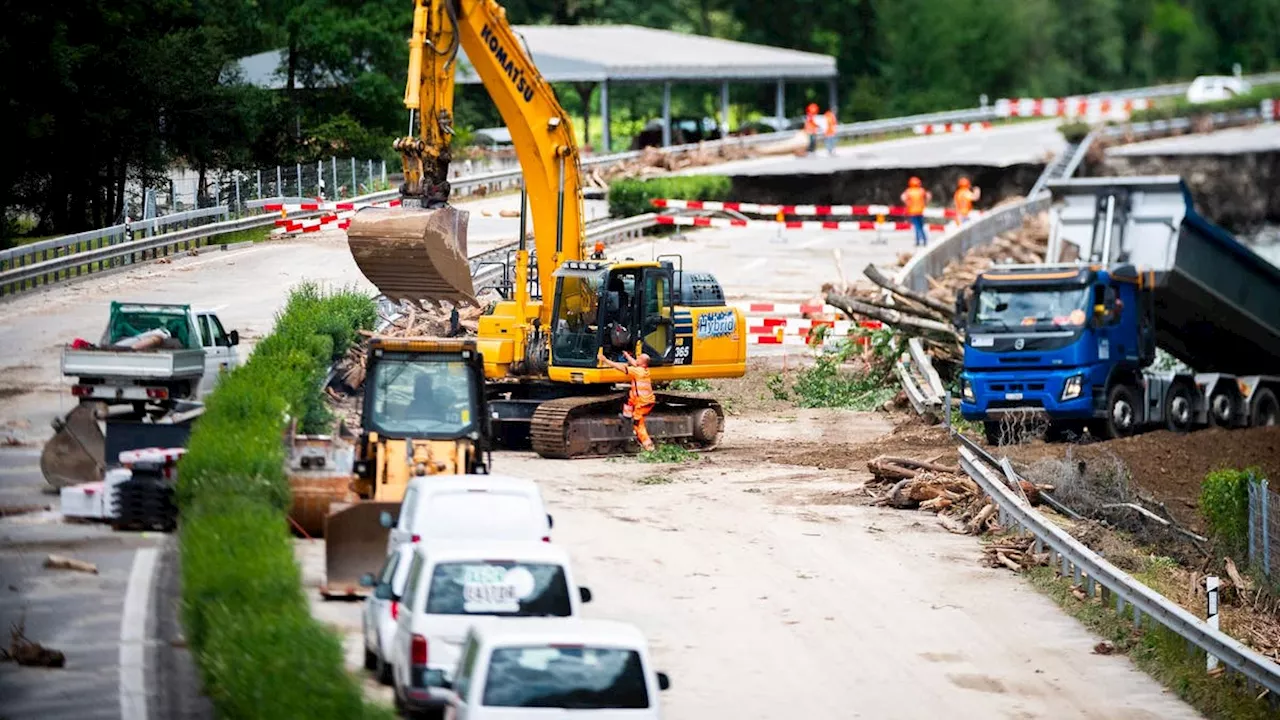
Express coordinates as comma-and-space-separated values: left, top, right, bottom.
458, 24, 836, 84
234, 25, 836, 90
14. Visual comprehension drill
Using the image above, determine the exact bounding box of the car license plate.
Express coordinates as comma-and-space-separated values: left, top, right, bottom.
1005, 392, 1023, 401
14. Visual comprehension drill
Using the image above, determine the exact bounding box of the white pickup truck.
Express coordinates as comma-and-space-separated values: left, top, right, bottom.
62, 301, 241, 405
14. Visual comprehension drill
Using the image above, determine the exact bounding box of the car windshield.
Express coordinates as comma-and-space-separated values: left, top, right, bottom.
365, 352, 477, 437
482, 646, 649, 709
426, 562, 571, 617
972, 286, 1089, 331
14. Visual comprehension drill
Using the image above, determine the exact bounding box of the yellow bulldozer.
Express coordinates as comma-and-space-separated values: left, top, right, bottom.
289, 337, 490, 597
345, 0, 748, 459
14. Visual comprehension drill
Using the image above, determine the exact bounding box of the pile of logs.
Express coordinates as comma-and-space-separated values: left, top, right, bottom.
825, 263, 963, 366
866, 455, 1000, 535
982, 536, 1050, 574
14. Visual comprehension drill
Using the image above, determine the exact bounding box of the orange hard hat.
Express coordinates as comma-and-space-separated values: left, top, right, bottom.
908, 176, 922, 187
958, 177, 970, 188
807, 103, 819, 114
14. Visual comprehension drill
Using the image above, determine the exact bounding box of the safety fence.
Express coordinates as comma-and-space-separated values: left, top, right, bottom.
163, 158, 389, 216
1247, 475, 1280, 579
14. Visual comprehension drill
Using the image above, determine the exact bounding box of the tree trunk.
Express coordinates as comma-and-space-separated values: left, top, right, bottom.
862, 263, 955, 316
825, 292, 958, 338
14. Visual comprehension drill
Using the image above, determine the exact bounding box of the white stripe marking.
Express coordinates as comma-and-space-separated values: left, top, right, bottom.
120, 547, 158, 720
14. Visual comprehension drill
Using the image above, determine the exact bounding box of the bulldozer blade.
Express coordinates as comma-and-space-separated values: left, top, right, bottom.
322, 501, 399, 598
41, 403, 106, 489
346, 205, 475, 306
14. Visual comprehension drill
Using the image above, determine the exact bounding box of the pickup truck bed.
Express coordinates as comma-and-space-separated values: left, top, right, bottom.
62, 347, 206, 381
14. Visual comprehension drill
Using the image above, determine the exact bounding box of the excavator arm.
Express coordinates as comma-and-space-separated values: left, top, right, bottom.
348, 0, 586, 331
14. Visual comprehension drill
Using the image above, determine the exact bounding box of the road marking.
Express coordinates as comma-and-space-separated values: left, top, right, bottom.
120, 547, 158, 720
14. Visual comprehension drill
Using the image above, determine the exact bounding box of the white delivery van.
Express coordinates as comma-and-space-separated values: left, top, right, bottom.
381, 475, 554, 554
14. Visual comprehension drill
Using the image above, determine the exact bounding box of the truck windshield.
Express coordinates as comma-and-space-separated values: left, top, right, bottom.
481, 646, 649, 709
972, 287, 1089, 331
365, 353, 477, 438
551, 271, 605, 364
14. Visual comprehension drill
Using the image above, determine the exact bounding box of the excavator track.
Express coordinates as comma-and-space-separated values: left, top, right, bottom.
530, 391, 725, 459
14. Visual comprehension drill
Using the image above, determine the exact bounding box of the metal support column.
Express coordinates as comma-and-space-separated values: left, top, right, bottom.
600, 80, 611, 153
775, 79, 786, 125
828, 79, 838, 112
720, 81, 731, 136
662, 82, 672, 147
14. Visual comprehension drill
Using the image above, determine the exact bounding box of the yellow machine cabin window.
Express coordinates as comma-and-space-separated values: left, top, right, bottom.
551, 271, 606, 366
641, 268, 673, 362
363, 352, 479, 438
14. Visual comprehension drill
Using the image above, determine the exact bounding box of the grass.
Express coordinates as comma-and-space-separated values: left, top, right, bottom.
767, 332, 899, 411
634, 474, 674, 486
667, 378, 712, 392
636, 443, 699, 464
177, 282, 392, 719
1026, 565, 1278, 720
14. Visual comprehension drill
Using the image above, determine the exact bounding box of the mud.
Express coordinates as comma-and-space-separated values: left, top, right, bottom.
730, 163, 1046, 211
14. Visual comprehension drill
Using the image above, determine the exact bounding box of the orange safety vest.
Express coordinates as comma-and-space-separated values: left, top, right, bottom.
904, 187, 927, 216
626, 366, 656, 406
954, 188, 974, 217
824, 111, 837, 136
804, 113, 818, 134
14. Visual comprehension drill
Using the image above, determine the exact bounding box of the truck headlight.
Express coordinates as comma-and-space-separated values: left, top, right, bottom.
961, 378, 974, 402
1061, 374, 1083, 401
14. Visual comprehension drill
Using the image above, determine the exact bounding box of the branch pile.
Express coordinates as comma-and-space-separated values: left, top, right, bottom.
982, 536, 1050, 574
866, 454, 999, 534
825, 263, 962, 366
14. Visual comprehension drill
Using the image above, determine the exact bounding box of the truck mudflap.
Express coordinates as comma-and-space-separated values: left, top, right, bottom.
322, 501, 398, 599
41, 403, 106, 489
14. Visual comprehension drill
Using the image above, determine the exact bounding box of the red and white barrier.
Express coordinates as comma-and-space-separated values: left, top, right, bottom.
651, 198, 963, 220
747, 317, 885, 345
656, 215, 948, 233
1263, 99, 1278, 121
913, 122, 992, 135
263, 199, 402, 214
270, 198, 402, 236
732, 301, 835, 316
993, 97, 1151, 120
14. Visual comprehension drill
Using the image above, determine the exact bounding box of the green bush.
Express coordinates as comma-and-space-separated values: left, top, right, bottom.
1200, 467, 1258, 559
1059, 121, 1091, 144
1129, 84, 1280, 124
607, 175, 732, 218
177, 283, 388, 719
767, 330, 899, 410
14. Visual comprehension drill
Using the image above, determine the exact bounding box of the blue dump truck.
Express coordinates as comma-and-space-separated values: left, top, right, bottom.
958, 176, 1280, 445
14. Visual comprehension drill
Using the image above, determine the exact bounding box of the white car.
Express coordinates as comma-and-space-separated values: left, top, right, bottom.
380, 474, 554, 554
443, 617, 671, 719
360, 543, 415, 685
390, 539, 593, 717
1186, 75, 1252, 104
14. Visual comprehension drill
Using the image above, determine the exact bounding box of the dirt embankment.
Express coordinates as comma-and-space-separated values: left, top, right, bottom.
1091, 150, 1280, 230
729, 164, 1045, 211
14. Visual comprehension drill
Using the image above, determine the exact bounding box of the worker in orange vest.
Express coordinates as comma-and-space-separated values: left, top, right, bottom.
597, 347, 657, 451
823, 107, 838, 155
900, 177, 932, 247
953, 177, 981, 224
804, 103, 820, 155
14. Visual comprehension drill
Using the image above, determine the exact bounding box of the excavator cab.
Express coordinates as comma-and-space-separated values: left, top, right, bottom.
320, 337, 491, 597
549, 261, 676, 367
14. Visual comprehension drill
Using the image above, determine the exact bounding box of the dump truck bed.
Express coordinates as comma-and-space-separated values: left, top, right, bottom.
1047, 176, 1280, 374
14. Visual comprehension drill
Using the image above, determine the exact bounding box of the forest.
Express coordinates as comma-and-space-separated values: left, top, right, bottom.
5, 0, 1280, 239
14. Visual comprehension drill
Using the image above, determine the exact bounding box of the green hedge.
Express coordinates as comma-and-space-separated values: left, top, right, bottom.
177, 282, 392, 719
1199, 467, 1259, 559
1059, 121, 1092, 144
1128, 84, 1280, 124
607, 175, 732, 218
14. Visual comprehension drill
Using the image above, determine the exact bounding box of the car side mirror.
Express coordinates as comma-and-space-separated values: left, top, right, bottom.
374, 583, 393, 601
359, 572, 376, 587
657, 672, 671, 691
379, 511, 395, 529
228, 329, 240, 346
546, 513, 554, 529
579, 587, 593, 603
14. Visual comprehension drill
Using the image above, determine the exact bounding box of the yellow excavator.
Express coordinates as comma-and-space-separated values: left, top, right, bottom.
346, 0, 748, 458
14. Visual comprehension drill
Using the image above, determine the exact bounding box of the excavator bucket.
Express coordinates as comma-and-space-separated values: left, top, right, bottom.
321, 500, 399, 598
41, 403, 106, 489
346, 205, 475, 306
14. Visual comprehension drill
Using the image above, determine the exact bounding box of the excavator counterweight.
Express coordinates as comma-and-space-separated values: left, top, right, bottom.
346, 205, 474, 306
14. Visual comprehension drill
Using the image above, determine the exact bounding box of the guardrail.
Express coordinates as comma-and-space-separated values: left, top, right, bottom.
957, 433, 1280, 699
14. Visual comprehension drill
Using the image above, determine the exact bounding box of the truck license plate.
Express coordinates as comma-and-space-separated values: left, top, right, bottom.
1005, 392, 1023, 401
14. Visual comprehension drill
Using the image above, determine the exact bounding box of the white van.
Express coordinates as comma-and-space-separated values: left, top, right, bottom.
381, 475, 553, 554
1186, 75, 1252, 104
390, 540, 592, 717
443, 617, 671, 719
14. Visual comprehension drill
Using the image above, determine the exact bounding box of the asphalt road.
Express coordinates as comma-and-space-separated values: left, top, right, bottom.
1107, 123, 1280, 156
679, 120, 1066, 177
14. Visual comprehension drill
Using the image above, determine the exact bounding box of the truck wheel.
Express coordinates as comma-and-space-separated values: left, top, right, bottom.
1207, 390, 1235, 428
1251, 388, 1279, 427
376, 652, 393, 686
364, 645, 377, 671
1164, 383, 1195, 433
1095, 384, 1139, 440
983, 421, 1003, 446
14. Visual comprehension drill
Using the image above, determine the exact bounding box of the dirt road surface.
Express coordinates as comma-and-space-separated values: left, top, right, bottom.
301, 407, 1198, 719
